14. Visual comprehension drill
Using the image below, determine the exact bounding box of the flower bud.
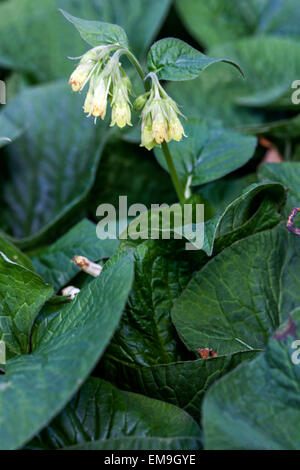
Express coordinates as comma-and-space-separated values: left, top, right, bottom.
133, 93, 149, 111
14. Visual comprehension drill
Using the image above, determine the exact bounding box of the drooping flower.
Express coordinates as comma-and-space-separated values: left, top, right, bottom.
110, 73, 132, 128
71, 47, 133, 127
69, 45, 117, 93
89, 75, 111, 120
139, 73, 185, 150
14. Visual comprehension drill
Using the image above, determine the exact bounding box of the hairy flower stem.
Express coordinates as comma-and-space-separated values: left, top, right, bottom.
120, 49, 185, 203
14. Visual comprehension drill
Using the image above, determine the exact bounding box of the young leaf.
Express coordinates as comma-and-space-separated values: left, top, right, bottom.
32, 219, 119, 291
27, 377, 202, 450
0, 254, 53, 356
203, 312, 300, 450
172, 225, 298, 355
0, 253, 134, 450
60, 9, 129, 48
154, 118, 257, 188
147, 38, 244, 81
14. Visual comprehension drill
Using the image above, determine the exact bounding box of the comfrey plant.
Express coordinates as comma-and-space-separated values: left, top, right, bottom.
62, 9, 242, 203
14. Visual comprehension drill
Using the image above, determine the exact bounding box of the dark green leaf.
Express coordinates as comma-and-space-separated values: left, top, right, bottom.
32, 219, 119, 291
105, 240, 196, 367
172, 225, 299, 355
0, 234, 33, 270
148, 38, 244, 81
101, 351, 258, 423
0, 253, 134, 450
0, 254, 52, 357
203, 312, 300, 450
0, 81, 108, 248
28, 377, 202, 450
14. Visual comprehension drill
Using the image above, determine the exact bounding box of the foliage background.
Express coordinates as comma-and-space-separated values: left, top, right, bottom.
0, 0, 300, 451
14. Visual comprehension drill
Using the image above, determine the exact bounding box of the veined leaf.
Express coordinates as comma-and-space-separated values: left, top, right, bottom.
176, 0, 300, 48
148, 38, 244, 81
0, 253, 134, 450
101, 351, 258, 423
172, 225, 300, 355
60, 9, 129, 49
0, 254, 52, 357
27, 377, 202, 450
203, 312, 300, 450
105, 240, 195, 367
0, 81, 108, 248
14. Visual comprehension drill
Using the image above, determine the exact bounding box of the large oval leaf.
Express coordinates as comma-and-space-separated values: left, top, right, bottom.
27, 377, 202, 450
203, 312, 300, 450
0, 253, 134, 450
101, 350, 258, 423
175, 0, 300, 48
0, 253, 52, 357
0, 81, 108, 248
172, 225, 299, 355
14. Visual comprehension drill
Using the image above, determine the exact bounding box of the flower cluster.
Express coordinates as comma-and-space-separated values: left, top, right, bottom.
69, 48, 185, 148
139, 73, 186, 150
69, 46, 132, 128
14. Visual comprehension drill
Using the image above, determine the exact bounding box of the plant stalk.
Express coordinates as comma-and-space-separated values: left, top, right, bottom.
121, 49, 185, 203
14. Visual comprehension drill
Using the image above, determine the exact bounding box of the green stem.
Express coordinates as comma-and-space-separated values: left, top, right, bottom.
120, 49, 185, 203
161, 142, 185, 203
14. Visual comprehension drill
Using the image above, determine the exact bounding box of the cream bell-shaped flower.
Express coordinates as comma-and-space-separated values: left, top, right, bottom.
110, 76, 132, 128
140, 73, 185, 150
69, 44, 118, 93
90, 75, 111, 120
